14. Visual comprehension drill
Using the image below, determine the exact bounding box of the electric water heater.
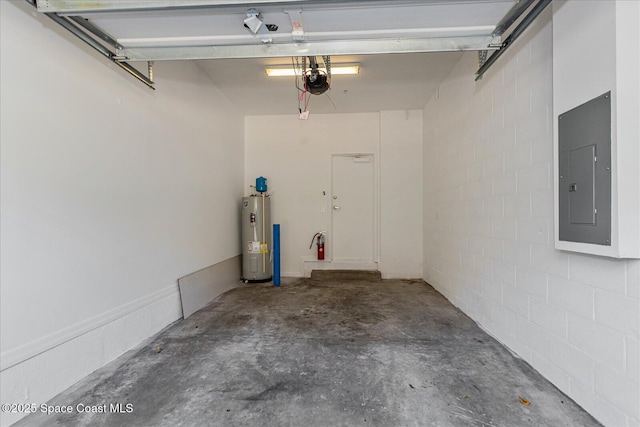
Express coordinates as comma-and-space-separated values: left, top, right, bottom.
241, 195, 272, 283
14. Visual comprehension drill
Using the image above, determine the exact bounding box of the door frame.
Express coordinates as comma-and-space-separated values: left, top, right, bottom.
330, 152, 380, 264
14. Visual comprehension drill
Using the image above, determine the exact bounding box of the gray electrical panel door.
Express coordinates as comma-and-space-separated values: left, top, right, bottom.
558, 91, 611, 245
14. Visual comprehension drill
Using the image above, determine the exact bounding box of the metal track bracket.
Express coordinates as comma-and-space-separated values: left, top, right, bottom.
29, 1, 156, 90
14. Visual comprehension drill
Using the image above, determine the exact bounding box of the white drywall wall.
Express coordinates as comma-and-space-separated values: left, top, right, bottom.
423, 6, 639, 427
380, 110, 423, 278
0, 2, 244, 425
244, 111, 422, 278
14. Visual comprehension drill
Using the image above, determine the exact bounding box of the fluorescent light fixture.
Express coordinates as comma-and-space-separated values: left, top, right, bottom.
265, 65, 360, 77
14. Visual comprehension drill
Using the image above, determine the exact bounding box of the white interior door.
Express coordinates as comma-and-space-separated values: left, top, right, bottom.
331, 154, 375, 262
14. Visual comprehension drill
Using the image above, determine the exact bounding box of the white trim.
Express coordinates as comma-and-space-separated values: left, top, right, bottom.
122, 36, 494, 61
282, 272, 304, 278
0, 284, 180, 371
119, 27, 496, 48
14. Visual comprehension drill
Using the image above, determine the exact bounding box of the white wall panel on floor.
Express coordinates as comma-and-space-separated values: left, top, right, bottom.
244, 110, 422, 278
422, 5, 639, 426
0, 2, 244, 425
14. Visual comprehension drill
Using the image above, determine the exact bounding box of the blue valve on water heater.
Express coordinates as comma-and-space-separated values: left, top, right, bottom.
256, 176, 268, 193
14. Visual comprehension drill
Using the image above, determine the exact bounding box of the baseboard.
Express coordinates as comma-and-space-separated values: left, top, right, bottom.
0, 284, 180, 372
0, 288, 182, 427
282, 271, 304, 278
178, 255, 242, 318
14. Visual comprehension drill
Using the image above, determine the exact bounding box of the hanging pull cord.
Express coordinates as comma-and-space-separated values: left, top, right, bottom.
309, 232, 321, 249
309, 231, 326, 249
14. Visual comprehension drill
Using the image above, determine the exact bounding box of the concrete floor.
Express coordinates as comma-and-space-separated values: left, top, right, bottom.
17, 276, 601, 427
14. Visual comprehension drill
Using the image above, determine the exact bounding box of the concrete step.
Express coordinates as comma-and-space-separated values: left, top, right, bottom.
310, 269, 382, 281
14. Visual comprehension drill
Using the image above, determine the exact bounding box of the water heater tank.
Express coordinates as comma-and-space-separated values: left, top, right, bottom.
241, 195, 272, 283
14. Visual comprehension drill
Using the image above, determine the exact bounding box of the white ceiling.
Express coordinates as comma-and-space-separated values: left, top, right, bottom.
193, 51, 464, 115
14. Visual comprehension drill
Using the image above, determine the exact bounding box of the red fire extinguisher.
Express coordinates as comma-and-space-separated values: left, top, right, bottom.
309, 232, 325, 260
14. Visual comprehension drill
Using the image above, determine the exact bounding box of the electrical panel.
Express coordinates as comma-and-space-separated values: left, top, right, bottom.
558, 92, 611, 246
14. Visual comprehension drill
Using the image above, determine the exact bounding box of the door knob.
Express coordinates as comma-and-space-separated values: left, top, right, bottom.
333, 206, 341, 210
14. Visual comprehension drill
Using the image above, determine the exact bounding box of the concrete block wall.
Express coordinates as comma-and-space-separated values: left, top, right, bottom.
422, 8, 639, 427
